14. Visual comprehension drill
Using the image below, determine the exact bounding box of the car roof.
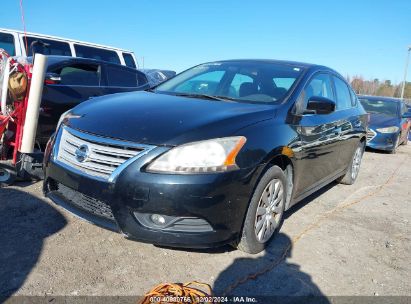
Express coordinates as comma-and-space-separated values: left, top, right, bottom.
0, 27, 133, 53
202, 59, 339, 76
211, 59, 327, 69
358, 95, 402, 103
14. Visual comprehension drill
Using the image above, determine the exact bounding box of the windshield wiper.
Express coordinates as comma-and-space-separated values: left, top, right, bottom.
174, 93, 223, 100
213, 95, 238, 101
174, 93, 237, 101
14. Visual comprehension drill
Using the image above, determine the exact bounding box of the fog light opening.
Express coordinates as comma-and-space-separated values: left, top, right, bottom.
150, 214, 166, 226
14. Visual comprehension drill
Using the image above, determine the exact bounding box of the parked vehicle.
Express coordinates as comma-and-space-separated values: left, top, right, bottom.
2, 56, 149, 156
44, 60, 367, 253
140, 69, 176, 87
0, 28, 137, 67
359, 95, 411, 153
407, 104, 411, 140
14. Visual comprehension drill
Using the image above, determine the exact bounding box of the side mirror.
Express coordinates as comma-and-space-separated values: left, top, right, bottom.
45, 73, 61, 85
306, 96, 336, 114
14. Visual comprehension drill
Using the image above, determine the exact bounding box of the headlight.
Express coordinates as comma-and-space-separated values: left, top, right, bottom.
56, 110, 71, 131
56, 111, 82, 132
376, 126, 399, 133
147, 136, 246, 173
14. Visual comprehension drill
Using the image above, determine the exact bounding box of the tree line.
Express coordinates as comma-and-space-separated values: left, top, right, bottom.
346, 76, 411, 100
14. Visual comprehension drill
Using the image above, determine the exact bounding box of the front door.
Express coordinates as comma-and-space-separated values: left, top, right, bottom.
292, 73, 343, 196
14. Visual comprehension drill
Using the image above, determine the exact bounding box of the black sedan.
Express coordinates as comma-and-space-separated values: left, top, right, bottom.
44, 60, 368, 253
359, 96, 411, 153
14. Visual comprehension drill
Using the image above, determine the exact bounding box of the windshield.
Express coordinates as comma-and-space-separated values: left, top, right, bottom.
154, 61, 304, 104
359, 98, 399, 116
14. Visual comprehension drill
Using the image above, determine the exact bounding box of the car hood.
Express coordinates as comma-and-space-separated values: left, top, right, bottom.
368, 113, 399, 128
66, 91, 277, 146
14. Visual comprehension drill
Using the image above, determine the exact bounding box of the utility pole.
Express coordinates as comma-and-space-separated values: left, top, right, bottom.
400, 46, 411, 100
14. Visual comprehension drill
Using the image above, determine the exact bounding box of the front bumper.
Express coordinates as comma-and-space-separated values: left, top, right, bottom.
44, 135, 261, 248
366, 128, 400, 151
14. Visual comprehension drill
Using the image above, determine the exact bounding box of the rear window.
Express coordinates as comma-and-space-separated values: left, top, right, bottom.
0, 32, 15, 56
74, 44, 120, 64
123, 53, 136, 68
25, 36, 71, 56
106, 65, 146, 87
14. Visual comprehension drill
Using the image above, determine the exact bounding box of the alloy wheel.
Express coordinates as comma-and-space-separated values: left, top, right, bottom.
351, 146, 362, 180
254, 178, 284, 243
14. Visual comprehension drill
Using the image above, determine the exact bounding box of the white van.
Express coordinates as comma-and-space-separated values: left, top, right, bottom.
0, 28, 138, 68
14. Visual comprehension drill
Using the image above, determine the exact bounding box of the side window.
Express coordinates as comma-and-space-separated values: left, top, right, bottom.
25, 37, 71, 56
229, 73, 254, 97
349, 88, 358, 106
333, 76, 352, 110
123, 53, 136, 68
401, 103, 407, 115
74, 44, 121, 65
106, 65, 144, 87
174, 70, 225, 94
301, 73, 334, 109
0, 33, 15, 56
52, 64, 100, 86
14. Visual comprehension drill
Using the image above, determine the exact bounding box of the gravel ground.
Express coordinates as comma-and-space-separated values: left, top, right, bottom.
0, 145, 410, 301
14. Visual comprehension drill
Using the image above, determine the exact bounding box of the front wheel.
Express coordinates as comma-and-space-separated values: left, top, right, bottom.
235, 166, 287, 254
338, 142, 364, 185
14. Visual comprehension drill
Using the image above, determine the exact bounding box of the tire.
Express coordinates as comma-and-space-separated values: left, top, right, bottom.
235, 165, 287, 254
338, 142, 364, 185
0, 163, 16, 187
389, 136, 400, 154
402, 129, 409, 146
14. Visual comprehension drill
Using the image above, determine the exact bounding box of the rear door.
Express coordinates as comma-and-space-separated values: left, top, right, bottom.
39, 61, 103, 144
331, 75, 364, 169
293, 73, 343, 195
102, 63, 149, 94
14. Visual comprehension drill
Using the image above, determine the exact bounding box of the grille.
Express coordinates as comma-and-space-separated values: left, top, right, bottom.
366, 128, 376, 142
56, 127, 147, 180
167, 218, 214, 232
57, 183, 114, 220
